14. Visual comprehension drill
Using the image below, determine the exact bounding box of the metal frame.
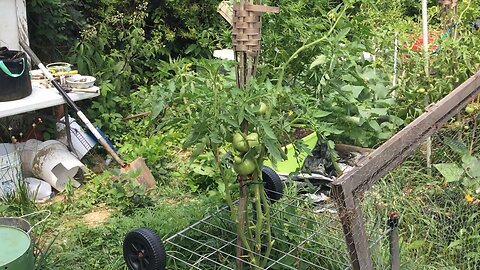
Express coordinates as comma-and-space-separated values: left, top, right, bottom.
332, 71, 480, 269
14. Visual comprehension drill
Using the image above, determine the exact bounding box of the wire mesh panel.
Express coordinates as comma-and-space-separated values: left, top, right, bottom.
163, 184, 390, 270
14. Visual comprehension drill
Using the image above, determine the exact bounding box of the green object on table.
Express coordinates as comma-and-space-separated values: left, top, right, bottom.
264, 133, 317, 174
0, 58, 26, 78
0, 225, 35, 270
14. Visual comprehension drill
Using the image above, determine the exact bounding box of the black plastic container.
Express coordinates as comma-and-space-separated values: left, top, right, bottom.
0, 48, 32, 102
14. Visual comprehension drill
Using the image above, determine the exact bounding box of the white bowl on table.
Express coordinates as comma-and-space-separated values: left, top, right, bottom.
65, 75, 96, 89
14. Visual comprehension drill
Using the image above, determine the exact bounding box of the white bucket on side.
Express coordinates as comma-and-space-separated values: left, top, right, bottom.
0, 143, 22, 198
31, 140, 83, 192
24, 177, 53, 202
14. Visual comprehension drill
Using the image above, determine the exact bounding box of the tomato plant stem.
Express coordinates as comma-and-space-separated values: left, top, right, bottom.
236, 178, 249, 270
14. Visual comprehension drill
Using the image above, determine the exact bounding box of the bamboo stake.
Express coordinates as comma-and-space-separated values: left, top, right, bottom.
422, 0, 433, 171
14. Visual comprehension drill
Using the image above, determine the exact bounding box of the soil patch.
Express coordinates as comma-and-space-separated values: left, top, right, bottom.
83, 207, 113, 228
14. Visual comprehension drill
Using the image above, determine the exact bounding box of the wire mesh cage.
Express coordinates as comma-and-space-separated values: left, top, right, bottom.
159, 180, 393, 270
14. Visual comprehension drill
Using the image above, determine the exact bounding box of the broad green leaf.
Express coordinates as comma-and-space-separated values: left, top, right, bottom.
368, 120, 381, 131
372, 83, 389, 99
341, 85, 364, 99
434, 163, 464, 182
341, 74, 357, 83
310, 55, 327, 69
359, 69, 377, 82
357, 105, 371, 119
462, 155, 480, 178
190, 141, 206, 160
369, 108, 388, 116
151, 98, 165, 119
312, 110, 331, 118
462, 177, 480, 190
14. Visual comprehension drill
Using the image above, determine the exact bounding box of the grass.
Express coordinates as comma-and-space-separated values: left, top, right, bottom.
366, 158, 480, 269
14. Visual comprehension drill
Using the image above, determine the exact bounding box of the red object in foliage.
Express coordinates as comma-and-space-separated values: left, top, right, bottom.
408, 32, 440, 52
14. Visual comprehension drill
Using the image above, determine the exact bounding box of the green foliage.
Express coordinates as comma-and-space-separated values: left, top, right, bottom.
79, 171, 154, 214
27, 0, 86, 61
261, 1, 403, 146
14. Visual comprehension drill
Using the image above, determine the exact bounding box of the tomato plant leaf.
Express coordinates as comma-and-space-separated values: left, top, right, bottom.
190, 141, 206, 161
312, 110, 332, 118
310, 55, 327, 69
264, 139, 283, 162
261, 121, 277, 140
237, 109, 245, 126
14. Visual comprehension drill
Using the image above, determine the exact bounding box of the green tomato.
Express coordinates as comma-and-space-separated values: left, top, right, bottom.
233, 156, 243, 164
232, 132, 249, 153
246, 132, 260, 147
416, 88, 426, 94
465, 105, 475, 114
256, 102, 268, 115
233, 158, 256, 176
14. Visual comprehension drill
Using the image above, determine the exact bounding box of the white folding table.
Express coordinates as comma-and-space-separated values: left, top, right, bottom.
0, 84, 100, 118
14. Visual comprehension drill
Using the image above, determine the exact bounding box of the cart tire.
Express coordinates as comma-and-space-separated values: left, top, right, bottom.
262, 166, 284, 202
123, 227, 167, 270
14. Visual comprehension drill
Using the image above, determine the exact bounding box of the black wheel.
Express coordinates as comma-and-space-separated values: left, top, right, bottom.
123, 227, 167, 270
262, 166, 284, 202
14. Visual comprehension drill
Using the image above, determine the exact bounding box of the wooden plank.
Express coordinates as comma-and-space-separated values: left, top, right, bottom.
332, 185, 373, 270
333, 70, 480, 195
217, 1, 233, 26
245, 4, 280, 13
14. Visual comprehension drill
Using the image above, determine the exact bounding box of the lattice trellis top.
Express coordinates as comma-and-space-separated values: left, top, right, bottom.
439, 0, 458, 7
232, 3, 279, 53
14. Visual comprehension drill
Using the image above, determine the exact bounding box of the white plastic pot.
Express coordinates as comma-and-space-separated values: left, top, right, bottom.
31, 140, 83, 192
24, 177, 53, 202
16, 139, 42, 177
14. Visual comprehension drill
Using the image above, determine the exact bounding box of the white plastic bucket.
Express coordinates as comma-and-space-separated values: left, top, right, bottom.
16, 139, 42, 177
24, 177, 53, 202
31, 140, 83, 192
0, 143, 22, 198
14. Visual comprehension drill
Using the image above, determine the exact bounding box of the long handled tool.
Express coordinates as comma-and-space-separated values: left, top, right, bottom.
20, 41, 156, 189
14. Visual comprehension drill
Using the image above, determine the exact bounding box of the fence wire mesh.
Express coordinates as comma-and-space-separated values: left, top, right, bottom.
378, 108, 480, 269
332, 73, 480, 269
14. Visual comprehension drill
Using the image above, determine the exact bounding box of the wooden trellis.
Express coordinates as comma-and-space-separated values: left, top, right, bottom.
231, 0, 279, 87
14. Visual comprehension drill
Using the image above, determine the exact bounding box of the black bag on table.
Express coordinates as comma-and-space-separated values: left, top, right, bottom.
0, 47, 32, 102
